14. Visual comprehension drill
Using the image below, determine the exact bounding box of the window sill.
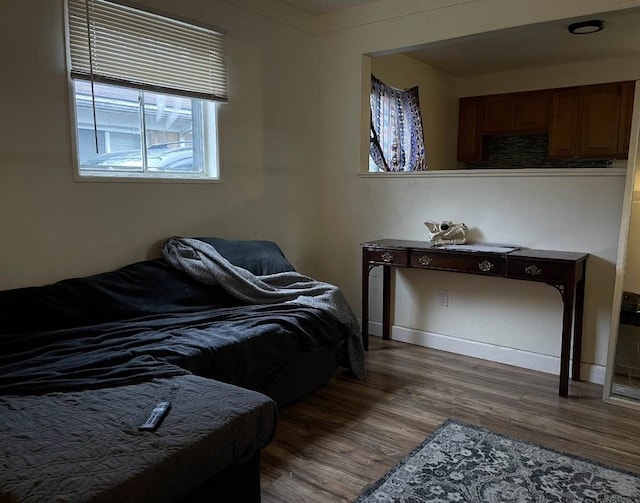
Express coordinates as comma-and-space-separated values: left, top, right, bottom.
74, 173, 221, 184
358, 167, 627, 178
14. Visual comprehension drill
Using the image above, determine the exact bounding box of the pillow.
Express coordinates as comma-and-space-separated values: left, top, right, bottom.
195, 237, 296, 275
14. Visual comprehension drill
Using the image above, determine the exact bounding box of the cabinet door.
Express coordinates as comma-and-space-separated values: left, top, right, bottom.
457, 97, 484, 161
617, 81, 636, 158
548, 87, 580, 158
514, 91, 549, 132
483, 94, 514, 133
578, 83, 621, 158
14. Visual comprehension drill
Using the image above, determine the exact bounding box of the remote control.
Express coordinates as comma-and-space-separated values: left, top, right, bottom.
139, 402, 171, 431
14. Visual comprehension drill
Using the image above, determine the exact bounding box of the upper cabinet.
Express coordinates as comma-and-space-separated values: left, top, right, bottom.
457, 97, 485, 162
618, 81, 636, 158
551, 81, 635, 159
548, 87, 581, 158
457, 81, 635, 162
577, 83, 624, 158
483, 91, 549, 134
514, 91, 550, 132
482, 94, 515, 134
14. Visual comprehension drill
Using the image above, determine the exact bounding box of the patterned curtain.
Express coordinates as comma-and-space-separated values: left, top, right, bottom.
370, 75, 427, 172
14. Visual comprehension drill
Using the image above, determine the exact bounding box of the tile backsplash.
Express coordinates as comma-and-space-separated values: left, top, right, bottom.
465, 134, 612, 169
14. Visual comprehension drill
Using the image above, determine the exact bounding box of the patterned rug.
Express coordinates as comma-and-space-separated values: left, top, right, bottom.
355, 419, 640, 502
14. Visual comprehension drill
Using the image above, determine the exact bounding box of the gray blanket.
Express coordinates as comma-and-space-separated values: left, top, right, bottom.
161, 237, 366, 379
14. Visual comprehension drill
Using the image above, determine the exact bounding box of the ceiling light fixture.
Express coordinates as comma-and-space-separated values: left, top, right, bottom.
568, 19, 605, 35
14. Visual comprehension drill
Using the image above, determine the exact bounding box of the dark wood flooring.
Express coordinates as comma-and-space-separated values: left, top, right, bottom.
260, 337, 640, 502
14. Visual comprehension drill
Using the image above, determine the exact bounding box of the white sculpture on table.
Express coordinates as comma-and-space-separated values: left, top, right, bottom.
425, 220, 468, 245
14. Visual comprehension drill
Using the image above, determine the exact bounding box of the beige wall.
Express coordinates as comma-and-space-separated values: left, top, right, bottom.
314, 0, 640, 382
458, 54, 640, 96
0, 0, 319, 289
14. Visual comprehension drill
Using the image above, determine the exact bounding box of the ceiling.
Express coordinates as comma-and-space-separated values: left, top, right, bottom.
402, 7, 640, 77
277, 1, 640, 77
277, 0, 378, 16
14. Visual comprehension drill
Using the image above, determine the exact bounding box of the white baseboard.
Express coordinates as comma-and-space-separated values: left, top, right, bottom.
366, 320, 606, 385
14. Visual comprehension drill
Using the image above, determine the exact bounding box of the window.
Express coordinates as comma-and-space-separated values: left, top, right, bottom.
65, 0, 227, 180
72, 80, 218, 177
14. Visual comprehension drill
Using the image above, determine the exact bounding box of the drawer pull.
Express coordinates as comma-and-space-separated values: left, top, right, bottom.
418, 255, 432, 266
479, 260, 494, 272
525, 264, 542, 276
381, 252, 393, 263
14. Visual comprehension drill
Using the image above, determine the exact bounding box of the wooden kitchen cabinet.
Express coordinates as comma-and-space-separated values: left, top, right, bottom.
457, 96, 485, 162
618, 81, 636, 157
457, 81, 635, 163
548, 81, 634, 159
548, 87, 581, 158
457, 90, 549, 161
482, 94, 514, 134
482, 90, 548, 134
578, 83, 623, 158
514, 91, 549, 132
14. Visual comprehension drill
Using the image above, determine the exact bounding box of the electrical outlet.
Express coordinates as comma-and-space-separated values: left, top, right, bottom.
438, 289, 448, 307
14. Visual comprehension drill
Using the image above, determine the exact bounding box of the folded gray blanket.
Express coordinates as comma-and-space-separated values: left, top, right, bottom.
161, 237, 366, 379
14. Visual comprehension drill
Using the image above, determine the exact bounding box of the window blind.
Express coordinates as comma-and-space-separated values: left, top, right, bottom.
67, 0, 228, 102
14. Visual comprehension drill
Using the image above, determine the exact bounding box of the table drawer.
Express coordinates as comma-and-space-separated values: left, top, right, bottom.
506, 258, 569, 283
410, 252, 506, 276
365, 248, 409, 266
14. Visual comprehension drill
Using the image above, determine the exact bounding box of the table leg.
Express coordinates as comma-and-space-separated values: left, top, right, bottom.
362, 249, 369, 351
382, 265, 391, 340
559, 283, 575, 397
572, 270, 586, 381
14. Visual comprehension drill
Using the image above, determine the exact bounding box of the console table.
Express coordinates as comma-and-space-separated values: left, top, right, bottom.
361, 239, 588, 397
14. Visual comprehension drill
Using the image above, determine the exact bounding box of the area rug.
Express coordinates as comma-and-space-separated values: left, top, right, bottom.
355, 419, 640, 502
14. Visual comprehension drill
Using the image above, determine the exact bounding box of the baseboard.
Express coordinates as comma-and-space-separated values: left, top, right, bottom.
366, 320, 606, 385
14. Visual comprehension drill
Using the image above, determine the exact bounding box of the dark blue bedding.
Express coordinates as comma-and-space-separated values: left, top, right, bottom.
0, 302, 349, 395
0, 248, 352, 398
0, 259, 243, 335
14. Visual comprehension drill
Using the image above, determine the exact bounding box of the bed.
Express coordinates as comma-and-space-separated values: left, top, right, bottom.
0, 375, 276, 503
0, 237, 366, 502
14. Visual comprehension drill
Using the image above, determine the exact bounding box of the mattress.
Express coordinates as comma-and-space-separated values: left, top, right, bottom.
0, 257, 361, 400
0, 303, 350, 399
0, 374, 277, 503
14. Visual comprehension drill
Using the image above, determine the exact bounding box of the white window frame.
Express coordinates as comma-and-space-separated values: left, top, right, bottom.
64, 0, 227, 182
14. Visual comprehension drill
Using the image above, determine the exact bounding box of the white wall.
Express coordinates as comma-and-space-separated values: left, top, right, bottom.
314, 0, 640, 383
458, 54, 640, 96
0, 0, 319, 289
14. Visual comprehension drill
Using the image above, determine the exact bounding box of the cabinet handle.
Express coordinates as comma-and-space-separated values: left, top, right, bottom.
479, 260, 494, 272
525, 264, 542, 276
418, 255, 432, 266
381, 252, 393, 263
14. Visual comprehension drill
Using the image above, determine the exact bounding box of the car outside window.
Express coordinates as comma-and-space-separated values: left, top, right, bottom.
73, 80, 218, 179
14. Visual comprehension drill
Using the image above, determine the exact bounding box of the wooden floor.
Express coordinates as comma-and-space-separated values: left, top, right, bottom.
260, 337, 640, 502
